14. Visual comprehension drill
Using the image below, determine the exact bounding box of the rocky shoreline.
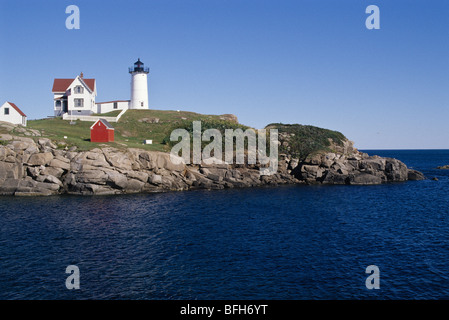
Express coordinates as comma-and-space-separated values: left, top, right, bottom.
0, 133, 425, 196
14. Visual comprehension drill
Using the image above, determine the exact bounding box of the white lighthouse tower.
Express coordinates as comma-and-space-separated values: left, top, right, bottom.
129, 58, 149, 109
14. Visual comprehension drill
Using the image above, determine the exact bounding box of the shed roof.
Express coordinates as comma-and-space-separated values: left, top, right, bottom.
90, 118, 114, 130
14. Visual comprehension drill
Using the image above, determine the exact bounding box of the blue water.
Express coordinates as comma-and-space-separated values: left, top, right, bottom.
1, 150, 448, 300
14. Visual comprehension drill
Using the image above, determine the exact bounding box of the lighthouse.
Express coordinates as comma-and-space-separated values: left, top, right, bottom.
129, 58, 149, 109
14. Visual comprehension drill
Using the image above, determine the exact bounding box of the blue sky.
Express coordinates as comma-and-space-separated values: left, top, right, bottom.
0, 0, 448, 149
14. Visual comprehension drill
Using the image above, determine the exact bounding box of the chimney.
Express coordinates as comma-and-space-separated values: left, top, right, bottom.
80, 72, 84, 78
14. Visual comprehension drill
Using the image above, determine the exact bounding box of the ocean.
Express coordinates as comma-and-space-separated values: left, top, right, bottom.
0, 150, 448, 300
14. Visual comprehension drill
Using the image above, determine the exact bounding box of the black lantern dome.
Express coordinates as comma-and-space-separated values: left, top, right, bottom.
129, 58, 149, 74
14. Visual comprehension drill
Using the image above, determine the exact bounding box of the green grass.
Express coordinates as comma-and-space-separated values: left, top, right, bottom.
266, 123, 347, 160
115, 110, 241, 151
91, 110, 122, 117
26, 110, 240, 152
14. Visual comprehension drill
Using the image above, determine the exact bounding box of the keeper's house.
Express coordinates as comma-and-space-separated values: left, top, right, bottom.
52, 73, 97, 117
0, 101, 27, 126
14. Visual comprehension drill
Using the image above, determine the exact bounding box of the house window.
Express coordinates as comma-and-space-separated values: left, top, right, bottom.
74, 98, 84, 108
4, 108, 9, 115
113, 102, 118, 109
55, 100, 61, 108
74, 86, 84, 94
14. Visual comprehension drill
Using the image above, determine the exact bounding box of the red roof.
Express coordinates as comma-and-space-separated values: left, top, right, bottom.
6, 102, 26, 117
52, 78, 95, 92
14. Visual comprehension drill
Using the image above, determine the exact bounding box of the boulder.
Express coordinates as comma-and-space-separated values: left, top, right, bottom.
304, 153, 322, 165
3, 178, 61, 196
62, 173, 77, 187
41, 166, 64, 179
200, 158, 229, 169
125, 179, 145, 193
0, 121, 16, 131
321, 171, 349, 185
8, 141, 30, 151
385, 158, 408, 182
0, 147, 10, 161
321, 154, 335, 168
27, 166, 40, 178
138, 117, 160, 123
4, 155, 18, 163
73, 151, 110, 168
298, 164, 325, 180
155, 152, 185, 171
24, 144, 40, 154
207, 173, 223, 182
348, 173, 382, 185
38, 138, 57, 149
288, 158, 299, 170
408, 169, 425, 181
0, 134, 13, 140
33, 180, 61, 191
136, 151, 155, 170
105, 171, 128, 189
0, 178, 20, 195
42, 175, 63, 186
125, 171, 149, 183
49, 158, 70, 171
75, 170, 108, 185
0, 161, 23, 180
102, 148, 133, 170
149, 174, 162, 185
70, 183, 119, 196
28, 152, 54, 166
360, 158, 386, 172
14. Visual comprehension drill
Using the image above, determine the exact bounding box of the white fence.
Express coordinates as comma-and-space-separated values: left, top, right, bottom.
62, 109, 127, 122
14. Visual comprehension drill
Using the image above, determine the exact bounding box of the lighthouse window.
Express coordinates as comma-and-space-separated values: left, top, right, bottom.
113, 102, 118, 109
74, 99, 84, 108
141, 102, 144, 107
4, 108, 9, 115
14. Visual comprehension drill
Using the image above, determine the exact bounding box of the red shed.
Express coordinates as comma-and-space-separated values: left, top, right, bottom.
90, 118, 114, 142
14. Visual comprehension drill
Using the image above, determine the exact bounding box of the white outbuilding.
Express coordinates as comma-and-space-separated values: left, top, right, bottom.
0, 101, 27, 126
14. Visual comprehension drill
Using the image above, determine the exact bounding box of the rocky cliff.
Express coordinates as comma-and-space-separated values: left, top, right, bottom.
287, 139, 425, 185
0, 132, 425, 196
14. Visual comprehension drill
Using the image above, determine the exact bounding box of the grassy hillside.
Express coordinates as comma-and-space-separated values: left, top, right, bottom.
25, 110, 239, 151
5, 111, 348, 159
266, 123, 347, 160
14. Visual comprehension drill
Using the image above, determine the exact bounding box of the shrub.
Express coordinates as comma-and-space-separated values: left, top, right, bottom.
266, 123, 346, 161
